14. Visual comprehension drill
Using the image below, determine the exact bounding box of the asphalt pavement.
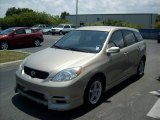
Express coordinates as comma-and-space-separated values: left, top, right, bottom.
14, 35, 63, 53
0, 38, 160, 120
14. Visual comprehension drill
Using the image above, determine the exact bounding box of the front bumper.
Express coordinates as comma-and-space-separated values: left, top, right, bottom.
15, 71, 85, 111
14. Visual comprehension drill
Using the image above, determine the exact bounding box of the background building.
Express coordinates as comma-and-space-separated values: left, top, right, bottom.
66, 13, 158, 29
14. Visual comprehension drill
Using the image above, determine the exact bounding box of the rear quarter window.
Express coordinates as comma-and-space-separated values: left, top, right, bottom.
25, 29, 32, 34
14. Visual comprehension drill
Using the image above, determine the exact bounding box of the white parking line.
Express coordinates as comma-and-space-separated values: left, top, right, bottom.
149, 90, 160, 96
147, 98, 160, 119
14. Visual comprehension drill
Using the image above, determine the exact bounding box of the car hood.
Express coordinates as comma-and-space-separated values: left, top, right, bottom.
24, 48, 95, 73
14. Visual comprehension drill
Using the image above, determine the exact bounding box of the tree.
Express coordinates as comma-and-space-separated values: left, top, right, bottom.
60, 11, 70, 19
154, 15, 160, 28
5, 7, 34, 16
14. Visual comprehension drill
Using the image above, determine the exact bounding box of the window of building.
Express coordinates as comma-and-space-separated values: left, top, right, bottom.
97, 18, 100, 21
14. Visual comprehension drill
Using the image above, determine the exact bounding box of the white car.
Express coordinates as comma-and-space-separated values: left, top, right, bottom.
51, 24, 76, 35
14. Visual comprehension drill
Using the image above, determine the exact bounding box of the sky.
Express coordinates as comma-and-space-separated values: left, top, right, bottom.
0, 0, 160, 18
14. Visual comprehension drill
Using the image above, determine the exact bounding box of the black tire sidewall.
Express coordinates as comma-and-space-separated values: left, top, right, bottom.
137, 59, 145, 77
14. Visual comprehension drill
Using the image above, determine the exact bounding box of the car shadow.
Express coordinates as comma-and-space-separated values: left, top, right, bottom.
12, 75, 141, 120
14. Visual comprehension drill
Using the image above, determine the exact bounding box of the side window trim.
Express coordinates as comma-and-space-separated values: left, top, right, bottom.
121, 30, 127, 47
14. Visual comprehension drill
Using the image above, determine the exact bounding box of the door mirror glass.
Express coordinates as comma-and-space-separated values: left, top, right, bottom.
106, 47, 120, 54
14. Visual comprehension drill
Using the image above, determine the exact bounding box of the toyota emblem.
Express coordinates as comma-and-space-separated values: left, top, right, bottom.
31, 71, 36, 77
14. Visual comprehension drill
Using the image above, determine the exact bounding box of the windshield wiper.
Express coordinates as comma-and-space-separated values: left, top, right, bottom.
53, 45, 90, 53
64, 47, 89, 53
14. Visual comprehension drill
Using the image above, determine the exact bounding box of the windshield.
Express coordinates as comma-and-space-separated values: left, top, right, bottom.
52, 30, 108, 53
57, 25, 64, 28
0, 28, 14, 35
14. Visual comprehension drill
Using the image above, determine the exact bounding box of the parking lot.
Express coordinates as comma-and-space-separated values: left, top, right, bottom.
14, 35, 63, 53
0, 35, 160, 120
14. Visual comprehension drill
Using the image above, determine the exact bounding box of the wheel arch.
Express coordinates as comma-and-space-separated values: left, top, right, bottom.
142, 55, 146, 62
84, 72, 107, 95
83, 72, 107, 106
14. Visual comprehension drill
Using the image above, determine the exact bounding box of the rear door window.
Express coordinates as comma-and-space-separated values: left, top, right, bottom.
109, 31, 124, 48
122, 30, 137, 46
134, 31, 143, 41
64, 25, 70, 28
16, 29, 26, 35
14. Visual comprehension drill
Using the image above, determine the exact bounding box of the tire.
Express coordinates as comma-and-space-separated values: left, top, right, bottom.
59, 31, 63, 35
48, 31, 52, 35
136, 59, 145, 77
84, 76, 104, 107
0, 42, 9, 50
34, 39, 40, 47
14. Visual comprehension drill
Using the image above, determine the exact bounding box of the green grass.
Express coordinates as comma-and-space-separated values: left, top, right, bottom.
0, 50, 29, 63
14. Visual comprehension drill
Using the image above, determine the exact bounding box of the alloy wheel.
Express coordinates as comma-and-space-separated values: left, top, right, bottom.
138, 60, 145, 76
34, 40, 40, 47
89, 81, 102, 104
1, 42, 8, 50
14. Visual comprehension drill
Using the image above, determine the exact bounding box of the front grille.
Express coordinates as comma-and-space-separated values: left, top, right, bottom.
24, 66, 49, 79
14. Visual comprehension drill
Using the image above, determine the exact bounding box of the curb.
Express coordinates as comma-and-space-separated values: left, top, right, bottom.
0, 60, 22, 68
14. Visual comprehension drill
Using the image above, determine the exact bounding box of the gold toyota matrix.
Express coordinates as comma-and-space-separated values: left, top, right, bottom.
15, 26, 146, 111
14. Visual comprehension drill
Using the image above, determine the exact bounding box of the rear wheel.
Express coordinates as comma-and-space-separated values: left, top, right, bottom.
0, 42, 9, 50
34, 39, 40, 47
84, 76, 104, 107
136, 59, 145, 77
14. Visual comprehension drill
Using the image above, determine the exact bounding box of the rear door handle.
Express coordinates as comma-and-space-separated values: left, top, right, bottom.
124, 52, 128, 56
137, 46, 141, 51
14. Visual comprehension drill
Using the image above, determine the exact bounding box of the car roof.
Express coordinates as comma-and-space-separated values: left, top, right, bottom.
76, 26, 138, 32
10, 27, 28, 30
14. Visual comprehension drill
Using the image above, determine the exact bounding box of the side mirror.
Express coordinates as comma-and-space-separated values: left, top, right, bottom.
106, 47, 120, 54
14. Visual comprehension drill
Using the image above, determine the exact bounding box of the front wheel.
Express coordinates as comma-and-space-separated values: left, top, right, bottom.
0, 42, 9, 50
136, 59, 145, 77
84, 76, 104, 107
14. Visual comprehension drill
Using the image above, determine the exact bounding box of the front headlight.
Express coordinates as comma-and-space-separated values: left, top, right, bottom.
51, 67, 82, 82
18, 57, 27, 73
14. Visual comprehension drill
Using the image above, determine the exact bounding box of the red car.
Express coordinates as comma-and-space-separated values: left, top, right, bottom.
0, 27, 44, 50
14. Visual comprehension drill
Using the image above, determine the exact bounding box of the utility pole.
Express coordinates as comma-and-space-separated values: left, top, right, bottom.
76, 0, 78, 28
